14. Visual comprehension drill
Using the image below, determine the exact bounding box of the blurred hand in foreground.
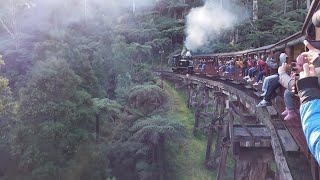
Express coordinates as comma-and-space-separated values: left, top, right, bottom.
292, 63, 317, 93
301, 40, 320, 64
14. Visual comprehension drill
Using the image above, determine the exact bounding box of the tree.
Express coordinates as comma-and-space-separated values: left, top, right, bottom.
0, 55, 16, 124
0, 0, 33, 49
253, 0, 258, 21
130, 116, 184, 180
10, 58, 109, 180
92, 98, 124, 143
128, 85, 167, 116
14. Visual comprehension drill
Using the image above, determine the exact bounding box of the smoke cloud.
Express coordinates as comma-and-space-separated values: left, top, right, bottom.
185, 0, 247, 51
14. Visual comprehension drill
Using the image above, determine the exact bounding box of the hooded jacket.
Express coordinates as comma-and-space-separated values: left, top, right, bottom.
278, 53, 292, 89
279, 73, 294, 89
279, 53, 288, 64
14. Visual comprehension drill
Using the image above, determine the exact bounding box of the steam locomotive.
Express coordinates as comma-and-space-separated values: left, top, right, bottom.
171, 54, 194, 74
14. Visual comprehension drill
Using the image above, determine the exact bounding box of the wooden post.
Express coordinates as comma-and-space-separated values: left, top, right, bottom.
216, 143, 229, 180
187, 83, 193, 108
234, 148, 273, 180
285, 46, 293, 64
193, 86, 205, 136
205, 97, 218, 164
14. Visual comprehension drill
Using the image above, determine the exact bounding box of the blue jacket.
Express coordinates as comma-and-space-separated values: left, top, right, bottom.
297, 76, 320, 164
300, 99, 320, 164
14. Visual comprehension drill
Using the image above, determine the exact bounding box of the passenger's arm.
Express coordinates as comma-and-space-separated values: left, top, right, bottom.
278, 63, 293, 89
297, 64, 320, 164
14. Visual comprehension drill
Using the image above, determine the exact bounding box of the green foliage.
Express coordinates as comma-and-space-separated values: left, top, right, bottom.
128, 85, 167, 115
145, 38, 171, 49
131, 63, 156, 84
205, 0, 308, 51
0, 55, 16, 120
0, 0, 308, 179
112, 35, 152, 73
115, 73, 134, 104
108, 142, 148, 180
272, 18, 302, 37
92, 98, 123, 121
131, 115, 184, 180
130, 116, 184, 145
19, 58, 82, 122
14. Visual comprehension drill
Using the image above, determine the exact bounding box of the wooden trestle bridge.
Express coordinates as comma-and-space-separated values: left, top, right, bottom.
161, 72, 314, 180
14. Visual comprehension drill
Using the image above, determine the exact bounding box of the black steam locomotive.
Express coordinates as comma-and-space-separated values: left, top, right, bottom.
171, 54, 194, 74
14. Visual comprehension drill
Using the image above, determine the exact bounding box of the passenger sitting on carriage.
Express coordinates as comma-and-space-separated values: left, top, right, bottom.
236, 57, 245, 76
244, 55, 261, 82
256, 53, 288, 107
218, 60, 226, 71
253, 57, 269, 85
259, 52, 287, 96
266, 54, 277, 69
225, 58, 235, 74
278, 55, 305, 120
240, 58, 249, 76
235, 58, 243, 69
200, 63, 206, 71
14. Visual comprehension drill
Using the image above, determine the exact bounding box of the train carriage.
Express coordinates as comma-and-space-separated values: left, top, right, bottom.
193, 55, 219, 78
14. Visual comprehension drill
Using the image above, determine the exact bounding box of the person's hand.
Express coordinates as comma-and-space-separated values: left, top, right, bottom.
299, 63, 317, 79
290, 72, 295, 79
301, 40, 320, 63
292, 63, 317, 93
278, 63, 287, 74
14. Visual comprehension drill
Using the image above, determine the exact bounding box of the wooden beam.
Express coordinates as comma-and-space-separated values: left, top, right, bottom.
230, 102, 255, 138
277, 130, 299, 152
266, 106, 278, 119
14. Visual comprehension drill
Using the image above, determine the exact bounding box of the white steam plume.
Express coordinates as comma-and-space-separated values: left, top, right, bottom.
185, 0, 246, 51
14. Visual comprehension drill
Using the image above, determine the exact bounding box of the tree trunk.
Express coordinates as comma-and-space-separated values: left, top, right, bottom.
84, 0, 87, 23
307, 0, 311, 9
253, 0, 258, 21
152, 144, 158, 165
284, 0, 287, 14
235, 28, 239, 43
0, 3, 20, 50
158, 139, 165, 180
95, 114, 100, 143
293, 0, 297, 10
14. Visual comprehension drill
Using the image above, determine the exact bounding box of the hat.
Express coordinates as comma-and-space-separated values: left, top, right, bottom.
279, 53, 288, 64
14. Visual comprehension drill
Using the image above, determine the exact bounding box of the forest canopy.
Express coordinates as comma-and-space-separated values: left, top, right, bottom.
0, 0, 309, 180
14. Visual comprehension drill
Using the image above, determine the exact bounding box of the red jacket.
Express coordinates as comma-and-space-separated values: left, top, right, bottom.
262, 67, 269, 74
257, 60, 266, 67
